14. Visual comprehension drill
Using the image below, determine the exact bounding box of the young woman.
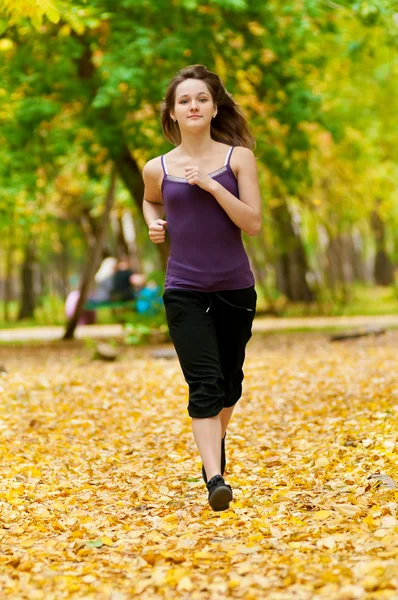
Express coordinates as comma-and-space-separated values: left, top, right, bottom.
142, 65, 261, 512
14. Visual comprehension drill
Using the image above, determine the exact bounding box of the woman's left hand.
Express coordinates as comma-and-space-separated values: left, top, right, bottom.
185, 166, 215, 192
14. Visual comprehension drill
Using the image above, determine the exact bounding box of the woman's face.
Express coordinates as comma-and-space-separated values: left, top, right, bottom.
171, 78, 217, 131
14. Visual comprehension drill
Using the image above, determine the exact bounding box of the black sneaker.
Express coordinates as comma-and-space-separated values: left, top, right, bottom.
206, 475, 233, 512
202, 433, 226, 484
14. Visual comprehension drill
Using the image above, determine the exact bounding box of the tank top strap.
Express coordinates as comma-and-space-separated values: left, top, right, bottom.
160, 155, 168, 176
224, 146, 234, 167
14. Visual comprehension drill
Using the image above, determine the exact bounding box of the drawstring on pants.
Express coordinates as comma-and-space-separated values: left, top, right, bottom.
206, 294, 212, 313
205, 292, 253, 313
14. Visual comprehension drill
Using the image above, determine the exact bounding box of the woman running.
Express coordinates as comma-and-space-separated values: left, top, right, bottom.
142, 64, 261, 512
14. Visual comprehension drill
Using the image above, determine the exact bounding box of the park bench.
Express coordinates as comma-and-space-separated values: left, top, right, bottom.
84, 299, 136, 311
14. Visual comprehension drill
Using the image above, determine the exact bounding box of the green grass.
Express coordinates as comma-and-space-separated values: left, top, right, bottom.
335, 285, 398, 316
257, 284, 398, 318
0, 296, 132, 328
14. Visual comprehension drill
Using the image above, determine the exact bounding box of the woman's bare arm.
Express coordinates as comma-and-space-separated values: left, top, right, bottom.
142, 158, 168, 244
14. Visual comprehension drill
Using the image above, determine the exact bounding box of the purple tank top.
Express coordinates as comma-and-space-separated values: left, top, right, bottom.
161, 146, 254, 292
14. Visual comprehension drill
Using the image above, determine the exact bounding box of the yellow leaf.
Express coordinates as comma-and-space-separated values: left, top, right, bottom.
177, 576, 194, 592
194, 551, 213, 560
29, 467, 42, 477
317, 535, 336, 549
31, 12, 43, 30
237, 545, 262, 554
248, 21, 265, 36
335, 504, 361, 517
45, 4, 60, 24
339, 585, 367, 600
128, 530, 144, 539
363, 515, 379, 528
14, 526, 25, 534
373, 528, 388, 538
313, 510, 332, 520
0, 39, 14, 51
7, 498, 23, 506
362, 575, 379, 591
315, 457, 330, 468
163, 514, 178, 523
161, 552, 185, 564
82, 575, 96, 584
100, 536, 113, 546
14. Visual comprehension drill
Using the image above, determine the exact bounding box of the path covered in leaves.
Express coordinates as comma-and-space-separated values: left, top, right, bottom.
0, 332, 397, 600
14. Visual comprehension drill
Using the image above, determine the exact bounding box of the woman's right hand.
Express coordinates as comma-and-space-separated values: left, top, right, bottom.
149, 219, 168, 244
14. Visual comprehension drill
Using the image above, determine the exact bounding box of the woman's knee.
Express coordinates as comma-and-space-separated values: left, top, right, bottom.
187, 378, 225, 418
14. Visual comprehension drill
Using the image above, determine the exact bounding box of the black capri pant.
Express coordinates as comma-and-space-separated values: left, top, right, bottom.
163, 286, 256, 419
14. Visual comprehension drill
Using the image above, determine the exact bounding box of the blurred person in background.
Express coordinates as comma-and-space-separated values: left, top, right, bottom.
92, 256, 118, 303
65, 254, 147, 323
110, 255, 146, 302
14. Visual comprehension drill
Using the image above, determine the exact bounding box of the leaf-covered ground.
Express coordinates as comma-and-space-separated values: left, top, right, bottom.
0, 332, 397, 600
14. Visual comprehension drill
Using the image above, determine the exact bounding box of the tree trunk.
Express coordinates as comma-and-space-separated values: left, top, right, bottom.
80, 209, 100, 247
17, 240, 36, 320
63, 168, 117, 340
58, 233, 70, 300
115, 213, 129, 258
327, 236, 345, 288
326, 235, 350, 306
348, 231, 366, 282
374, 251, 395, 286
371, 210, 394, 286
271, 199, 314, 302
327, 233, 365, 285
3, 235, 15, 322
244, 234, 279, 315
336, 233, 366, 283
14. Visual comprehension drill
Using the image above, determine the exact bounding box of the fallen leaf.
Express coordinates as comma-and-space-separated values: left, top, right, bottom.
315, 457, 330, 468
335, 504, 361, 517
313, 510, 333, 520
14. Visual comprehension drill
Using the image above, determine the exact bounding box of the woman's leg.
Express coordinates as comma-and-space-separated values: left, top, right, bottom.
163, 289, 226, 481
194, 286, 255, 482
192, 415, 222, 482
220, 405, 235, 437
214, 287, 256, 410
213, 287, 257, 447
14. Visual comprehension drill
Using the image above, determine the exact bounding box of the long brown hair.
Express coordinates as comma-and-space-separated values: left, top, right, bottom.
161, 64, 255, 150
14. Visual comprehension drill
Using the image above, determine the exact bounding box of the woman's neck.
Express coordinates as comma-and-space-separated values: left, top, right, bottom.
178, 133, 216, 159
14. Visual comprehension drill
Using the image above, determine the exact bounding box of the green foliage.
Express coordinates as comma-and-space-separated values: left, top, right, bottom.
15, 98, 61, 129
0, 0, 61, 29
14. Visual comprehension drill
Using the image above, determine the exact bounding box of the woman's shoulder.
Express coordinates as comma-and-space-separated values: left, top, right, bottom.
231, 146, 256, 164
232, 146, 255, 158
143, 155, 163, 172
142, 155, 164, 181
230, 146, 257, 177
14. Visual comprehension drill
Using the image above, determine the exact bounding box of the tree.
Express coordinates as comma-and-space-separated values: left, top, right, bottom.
1, 0, 397, 318
63, 167, 116, 339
